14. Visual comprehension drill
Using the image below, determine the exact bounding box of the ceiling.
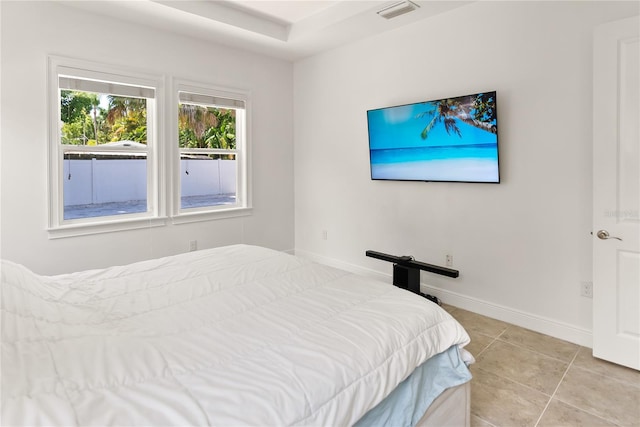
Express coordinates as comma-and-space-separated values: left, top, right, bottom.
230, 0, 343, 24
62, 0, 473, 61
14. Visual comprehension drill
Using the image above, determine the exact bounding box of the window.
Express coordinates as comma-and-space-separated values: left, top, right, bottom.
173, 83, 250, 222
48, 57, 164, 237
47, 58, 251, 237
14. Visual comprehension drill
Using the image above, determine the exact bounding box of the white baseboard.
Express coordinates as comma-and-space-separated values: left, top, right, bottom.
295, 249, 592, 348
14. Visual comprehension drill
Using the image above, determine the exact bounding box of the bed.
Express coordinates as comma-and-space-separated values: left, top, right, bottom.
1, 244, 472, 426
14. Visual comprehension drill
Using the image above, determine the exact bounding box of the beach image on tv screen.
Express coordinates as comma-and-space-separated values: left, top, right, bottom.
367, 92, 499, 183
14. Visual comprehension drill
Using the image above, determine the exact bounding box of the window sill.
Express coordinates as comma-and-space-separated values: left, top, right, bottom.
47, 207, 252, 238
171, 207, 252, 225
48, 216, 168, 239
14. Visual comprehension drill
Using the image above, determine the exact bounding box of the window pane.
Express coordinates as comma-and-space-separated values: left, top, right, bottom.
178, 103, 236, 149
63, 153, 147, 220
60, 89, 148, 146
60, 88, 150, 220
180, 153, 237, 209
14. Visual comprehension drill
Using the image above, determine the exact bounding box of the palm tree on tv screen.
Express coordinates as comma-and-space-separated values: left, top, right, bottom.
417, 93, 497, 140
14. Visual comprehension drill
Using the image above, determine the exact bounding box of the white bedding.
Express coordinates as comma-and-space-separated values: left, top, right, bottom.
1, 244, 470, 426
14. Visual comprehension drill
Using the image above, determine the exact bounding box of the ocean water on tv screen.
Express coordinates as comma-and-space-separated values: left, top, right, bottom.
368, 92, 499, 183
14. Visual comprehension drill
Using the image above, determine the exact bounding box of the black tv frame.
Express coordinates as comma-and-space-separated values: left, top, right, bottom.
366, 90, 500, 184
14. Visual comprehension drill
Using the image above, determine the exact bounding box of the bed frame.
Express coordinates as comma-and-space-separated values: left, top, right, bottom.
417, 382, 471, 427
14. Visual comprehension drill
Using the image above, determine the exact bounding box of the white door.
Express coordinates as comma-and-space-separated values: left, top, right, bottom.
593, 15, 640, 370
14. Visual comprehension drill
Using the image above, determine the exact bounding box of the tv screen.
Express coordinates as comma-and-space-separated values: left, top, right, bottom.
367, 91, 500, 183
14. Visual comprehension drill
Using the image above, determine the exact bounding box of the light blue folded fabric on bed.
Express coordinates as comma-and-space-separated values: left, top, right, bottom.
354, 345, 472, 427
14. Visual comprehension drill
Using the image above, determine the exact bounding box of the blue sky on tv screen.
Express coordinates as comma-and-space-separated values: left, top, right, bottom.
367, 101, 497, 151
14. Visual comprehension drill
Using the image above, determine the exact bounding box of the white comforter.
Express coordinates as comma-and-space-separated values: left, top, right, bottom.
1, 245, 470, 426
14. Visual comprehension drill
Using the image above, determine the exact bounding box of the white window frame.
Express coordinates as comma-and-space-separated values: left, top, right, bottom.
47, 56, 166, 238
171, 80, 252, 224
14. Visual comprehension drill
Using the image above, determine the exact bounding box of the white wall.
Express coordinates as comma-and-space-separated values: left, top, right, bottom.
0, 1, 294, 274
293, 1, 639, 345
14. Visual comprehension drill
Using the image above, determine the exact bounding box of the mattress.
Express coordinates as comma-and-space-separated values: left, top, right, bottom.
1, 244, 471, 426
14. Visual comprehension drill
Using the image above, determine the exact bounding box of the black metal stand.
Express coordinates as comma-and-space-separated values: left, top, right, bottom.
366, 250, 459, 304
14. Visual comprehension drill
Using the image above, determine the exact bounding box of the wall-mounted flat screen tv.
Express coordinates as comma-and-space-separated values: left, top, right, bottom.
367, 91, 500, 183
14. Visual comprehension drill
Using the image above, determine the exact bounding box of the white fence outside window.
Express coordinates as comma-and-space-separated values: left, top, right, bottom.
63, 159, 236, 206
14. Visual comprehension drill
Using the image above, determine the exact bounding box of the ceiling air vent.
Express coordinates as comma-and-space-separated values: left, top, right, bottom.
377, 0, 420, 20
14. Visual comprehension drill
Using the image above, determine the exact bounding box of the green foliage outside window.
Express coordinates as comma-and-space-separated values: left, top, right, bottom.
59, 90, 237, 151
178, 104, 236, 150
60, 90, 147, 145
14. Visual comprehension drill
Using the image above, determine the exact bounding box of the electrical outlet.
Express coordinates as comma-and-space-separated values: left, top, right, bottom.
580, 281, 593, 298
189, 240, 197, 252
322, 230, 328, 241
446, 254, 453, 267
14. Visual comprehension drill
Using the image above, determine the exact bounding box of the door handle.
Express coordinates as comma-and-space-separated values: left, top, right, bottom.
594, 230, 623, 241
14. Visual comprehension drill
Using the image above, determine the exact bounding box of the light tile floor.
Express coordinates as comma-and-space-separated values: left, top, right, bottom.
443, 305, 640, 427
